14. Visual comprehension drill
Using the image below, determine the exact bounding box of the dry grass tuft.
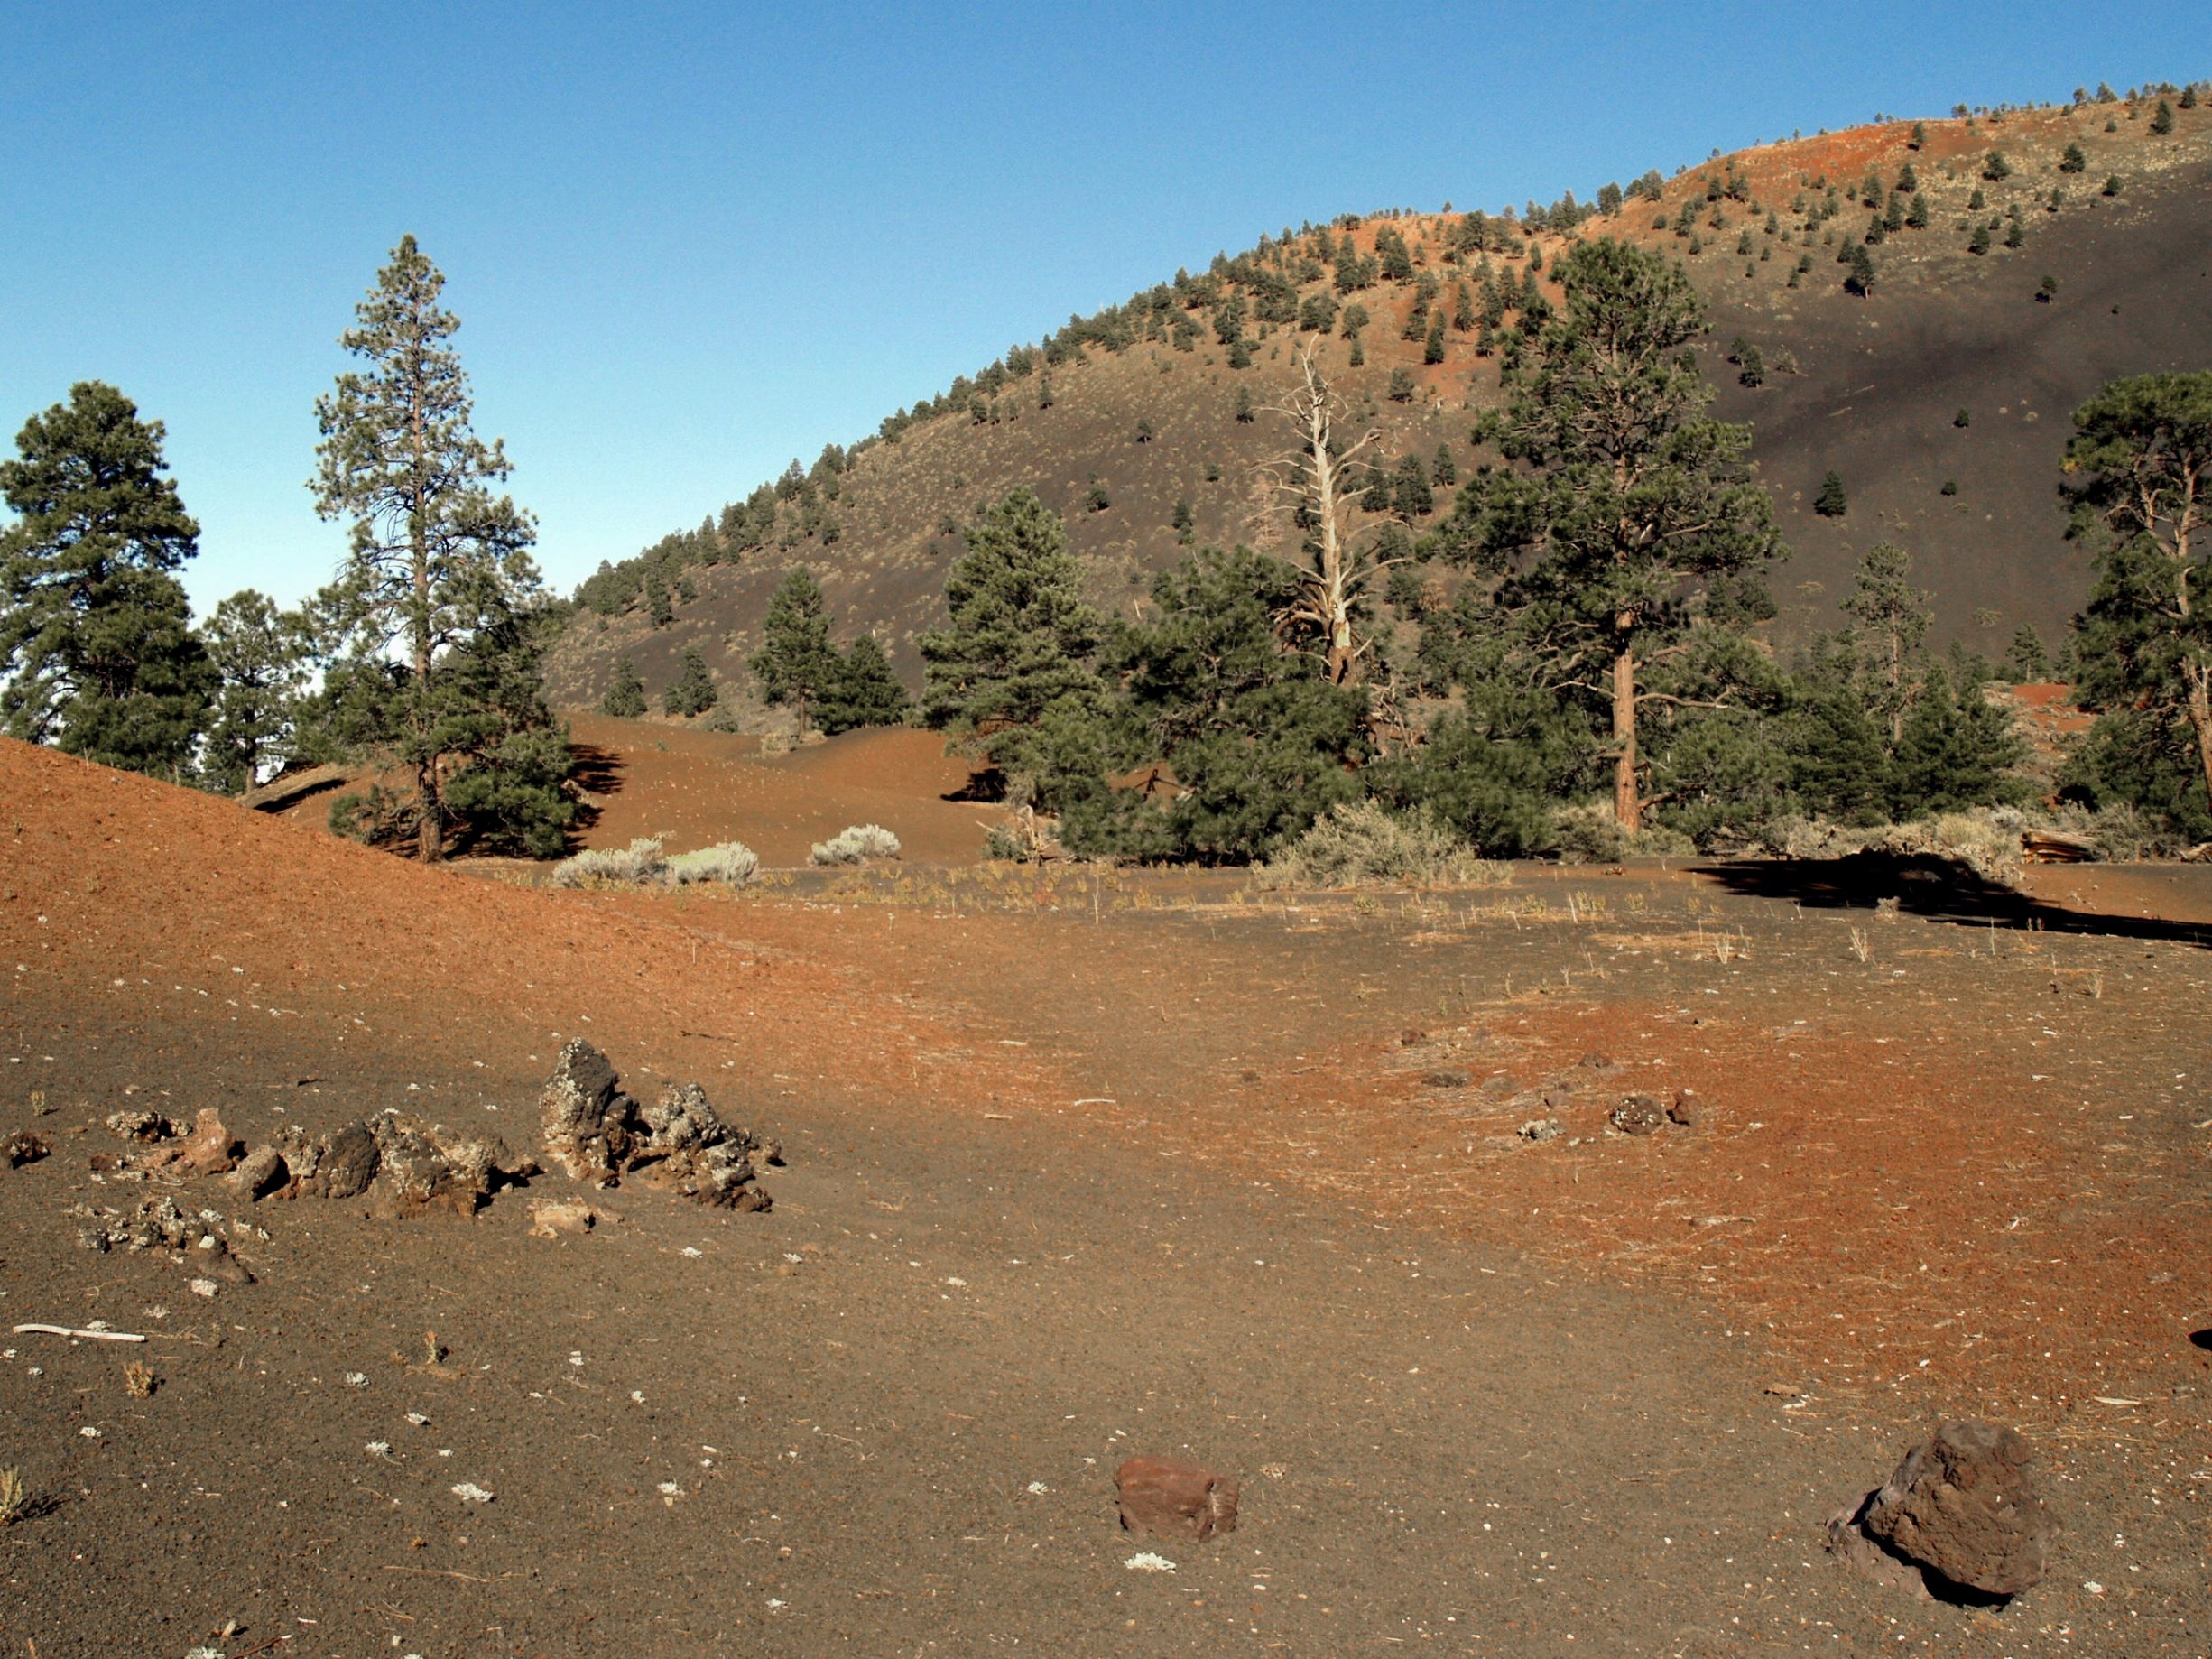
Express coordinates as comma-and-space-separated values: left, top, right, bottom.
124, 1361, 156, 1399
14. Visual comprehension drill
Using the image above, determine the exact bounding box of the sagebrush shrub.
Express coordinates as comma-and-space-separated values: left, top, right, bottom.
551, 838, 666, 887
1255, 801, 1509, 888
809, 824, 902, 866
666, 842, 760, 886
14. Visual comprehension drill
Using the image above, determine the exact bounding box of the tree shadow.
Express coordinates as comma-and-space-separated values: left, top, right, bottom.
566, 742, 625, 844
942, 765, 1007, 803
1694, 852, 2212, 950
2189, 1328, 2212, 1352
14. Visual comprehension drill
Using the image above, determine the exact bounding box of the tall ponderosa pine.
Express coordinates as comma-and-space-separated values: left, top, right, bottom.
919, 487, 1103, 805
310, 236, 568, 859
1454, 238, 1785, 831
0, 382, 214, 778
2062, 371, 2212, 816
817, 634, 911, 734
748, 567, 838, 736
201, 589, 308, 794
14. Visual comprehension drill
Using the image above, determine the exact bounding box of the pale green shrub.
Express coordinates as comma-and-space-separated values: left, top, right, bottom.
666, 841, 760, 886
1255, 801, 1511, 889
809, 824, 902, 866
551, 837, 667, 888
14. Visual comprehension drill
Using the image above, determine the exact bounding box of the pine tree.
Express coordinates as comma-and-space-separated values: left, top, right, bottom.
1843, 242, 1877, 295
1891, 663, 2025, 815
2150, 99, 2175, 135
200, 589, 308, 793
1840, 541, 1932, 741
310, 236, 565, 860
1814, 471, 1848, 517
662, 646, 718, 718
748, 567, 838, 736
2059, 141, 2087, 173
1068, 545, 1367, 861
1423, 310, 1447, 365
2063, 371, 2212, 817
1234, 385, 1255, 423
1454, 238, 1785, 832
601, 653, 647, 718
817, 635, 911, 735
0, 382, 214, 779
919, 487, 1104, 806
2006, 624, 2052, 681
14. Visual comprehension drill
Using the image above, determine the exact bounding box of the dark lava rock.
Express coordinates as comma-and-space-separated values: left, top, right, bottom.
4, 1131, 50, 1168
540, 1037, 635, 1183
312, 1120, 382, 1200
1610, 1094, 1667, 1136
536, 1043, 774, 1210
1115, 1455, 1239, 1541
1861, 1421, 2054, 1599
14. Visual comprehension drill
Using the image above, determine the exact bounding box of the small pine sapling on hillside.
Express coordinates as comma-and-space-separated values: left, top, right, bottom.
2059, 141, 2087, 173
602, 654, 646, 718
1982, 152, 2011, 181
1968, 223, 1993, 255
2150, 99, 2175, 135
2037, 274, 2059, 303
662, 646, 718, 718
1814, 471, 1848, 518
2102, 173, 2123, 197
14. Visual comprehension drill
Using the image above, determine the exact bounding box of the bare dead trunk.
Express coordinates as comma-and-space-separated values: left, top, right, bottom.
1612, 639, 1641, 835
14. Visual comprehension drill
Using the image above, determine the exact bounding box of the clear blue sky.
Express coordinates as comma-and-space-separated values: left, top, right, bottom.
3, 2, 2201, 615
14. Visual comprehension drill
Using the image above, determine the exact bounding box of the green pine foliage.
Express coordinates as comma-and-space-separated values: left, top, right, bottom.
919, 487, 1106, 809
1814, 471, 1848, 516
748, 567, 838, 735
0, 382, 215, 780
310, 236, 569, 859
817, 634, 911, 734
1447, 237, 1786, 835
662, 645, 719, 718
1060, 546, 1368, 863
2061, 371, 2212, 827
200, 589, 308, 793
601, 653, 647, 718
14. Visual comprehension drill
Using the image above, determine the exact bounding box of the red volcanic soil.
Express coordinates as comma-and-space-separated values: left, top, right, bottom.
564, 714, 990, 867
5, 737, 2210, 1654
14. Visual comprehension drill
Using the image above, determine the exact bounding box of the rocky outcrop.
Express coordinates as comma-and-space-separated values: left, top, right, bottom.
538, 1040, 777, 1210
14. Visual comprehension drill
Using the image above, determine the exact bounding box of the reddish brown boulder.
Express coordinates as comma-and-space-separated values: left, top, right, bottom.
1861, 1421, 2054, 1598
163, 1108, 243, 1175
1115, 1455, 1239, 1541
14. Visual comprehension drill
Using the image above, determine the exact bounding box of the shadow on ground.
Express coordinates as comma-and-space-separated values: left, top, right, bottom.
1695, 852, 2212, 950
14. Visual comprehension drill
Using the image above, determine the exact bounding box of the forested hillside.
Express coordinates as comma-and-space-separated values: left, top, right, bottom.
547, 92, 2212, 715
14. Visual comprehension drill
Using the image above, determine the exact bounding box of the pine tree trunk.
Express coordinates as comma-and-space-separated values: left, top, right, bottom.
2188, 663, 2212, 818
1612, 639, 1641, 835
411, 366, 443, 864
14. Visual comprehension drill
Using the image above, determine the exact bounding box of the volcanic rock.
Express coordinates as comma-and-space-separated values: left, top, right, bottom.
534, 1043, 774, 1210
1861, 1421, 2053, 1598
224, 1145, 288, 1200
1115, 1455, 1239, 1541
540, 1038, 635, 1182
1610, 1094, 1667, 1135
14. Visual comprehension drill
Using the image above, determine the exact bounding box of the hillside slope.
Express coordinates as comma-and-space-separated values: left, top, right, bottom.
547, 98, 2212, 711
